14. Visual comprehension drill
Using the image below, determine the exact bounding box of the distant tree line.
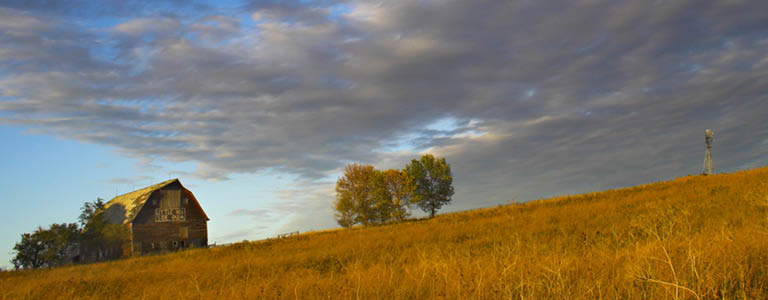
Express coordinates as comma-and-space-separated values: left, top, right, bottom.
11, 198, 129, 269
334, 154, 454, 227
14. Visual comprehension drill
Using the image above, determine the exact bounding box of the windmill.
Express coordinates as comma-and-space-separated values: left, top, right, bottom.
702, 129, 714, 175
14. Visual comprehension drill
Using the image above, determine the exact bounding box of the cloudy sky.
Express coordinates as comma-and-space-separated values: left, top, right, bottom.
1, 0, 767, 267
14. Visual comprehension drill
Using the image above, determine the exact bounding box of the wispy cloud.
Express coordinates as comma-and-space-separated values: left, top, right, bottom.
226, 208, 273, 218
106, 175, 154, 185
210, 226, 270, 243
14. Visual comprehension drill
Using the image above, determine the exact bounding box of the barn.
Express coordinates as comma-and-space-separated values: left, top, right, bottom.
102, 178, 209, 256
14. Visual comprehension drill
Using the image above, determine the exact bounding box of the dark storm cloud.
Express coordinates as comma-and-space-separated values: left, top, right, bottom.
1, 0, 767, 221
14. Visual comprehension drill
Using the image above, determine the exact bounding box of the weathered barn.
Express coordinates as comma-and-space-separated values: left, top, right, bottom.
102, 178, 209, 256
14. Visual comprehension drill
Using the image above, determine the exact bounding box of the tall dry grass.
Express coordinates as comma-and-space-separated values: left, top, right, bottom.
3, 167, 768, 299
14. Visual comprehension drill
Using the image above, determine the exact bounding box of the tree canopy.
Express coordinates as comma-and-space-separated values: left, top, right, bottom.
334, 164, 391, 227
405, 154, 455, 218
78, 197, 130, 261
12, 223, 80, 269
333, 154, 453, 227
381, 169, 414, 222
11, 197, 130, 269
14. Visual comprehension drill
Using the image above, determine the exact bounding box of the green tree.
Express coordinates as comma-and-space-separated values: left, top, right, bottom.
382, 169, 414, 222
101, 222, 131, 258
334, 164, 393, 227
78, 198, 130, 260
79, 198, 109, 258
11, 223, 80, 269
405, 154, 455, 218
79, 197, 105, 227
11, 232, 46, 269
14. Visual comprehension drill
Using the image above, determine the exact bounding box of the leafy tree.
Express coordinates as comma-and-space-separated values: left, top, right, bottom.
11, 223, 80, 269
333, 157, 452, 226
79, 197, 105, 227
405, 154, 455, 218
78, 198, 130, 260
11, 232, 45, 269
382, 169, 414, 222
11, 198, 130, 268
334, 164, 392, 227
79, 198, 109, 258
101, 222, 131, 257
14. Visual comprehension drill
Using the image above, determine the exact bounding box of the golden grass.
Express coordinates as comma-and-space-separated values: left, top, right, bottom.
4, 167, 768, 299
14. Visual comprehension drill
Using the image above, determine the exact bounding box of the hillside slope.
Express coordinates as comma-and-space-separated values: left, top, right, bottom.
3, 167, 768, 299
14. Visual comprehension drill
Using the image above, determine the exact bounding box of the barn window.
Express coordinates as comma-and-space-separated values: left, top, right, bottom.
158, 190, 181, 208
183, 197, 189, 205
154, 190, 186, 222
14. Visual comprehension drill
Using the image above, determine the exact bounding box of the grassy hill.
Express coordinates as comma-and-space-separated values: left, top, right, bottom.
3, 167, 768, 299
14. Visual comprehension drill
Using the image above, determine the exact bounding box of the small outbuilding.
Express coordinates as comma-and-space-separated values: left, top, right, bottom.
102, 178, 209, 256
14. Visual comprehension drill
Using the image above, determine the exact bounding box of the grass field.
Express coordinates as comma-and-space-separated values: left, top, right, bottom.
3, 166, 768, 299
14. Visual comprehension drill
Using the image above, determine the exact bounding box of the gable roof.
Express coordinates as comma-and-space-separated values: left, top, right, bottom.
103, 178, 208, 224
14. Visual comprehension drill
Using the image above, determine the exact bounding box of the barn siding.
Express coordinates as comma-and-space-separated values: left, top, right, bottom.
131, 182, 208, 255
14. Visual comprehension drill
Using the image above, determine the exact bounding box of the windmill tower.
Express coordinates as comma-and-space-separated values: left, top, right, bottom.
702, 129, 714, 175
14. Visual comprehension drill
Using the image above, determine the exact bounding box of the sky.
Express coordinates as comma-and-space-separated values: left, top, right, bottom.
1, 0, 767, 268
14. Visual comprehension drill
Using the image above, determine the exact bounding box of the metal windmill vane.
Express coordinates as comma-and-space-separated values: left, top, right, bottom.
703, 129, 714, 175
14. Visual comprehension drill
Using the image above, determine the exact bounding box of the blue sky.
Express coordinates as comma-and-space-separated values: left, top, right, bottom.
2, 0, 768, 268
0, 125, 308, 268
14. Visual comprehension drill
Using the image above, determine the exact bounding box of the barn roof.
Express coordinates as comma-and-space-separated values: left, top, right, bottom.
103, 178, 207, 224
